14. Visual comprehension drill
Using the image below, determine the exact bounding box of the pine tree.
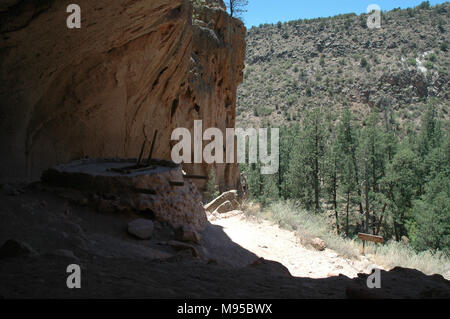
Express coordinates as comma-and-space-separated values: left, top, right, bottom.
381, 144, 421, 240
285, 132, 314, 208
285, 108, 327, 211
323, 124, 340, 233
358, 111, 386, 233
205, 169, 220, 202
410, 173, 449, 254
336, 108, 361, 235
279, 124, 300, 198
261, 174, 280, 206
241, 162, 263, 200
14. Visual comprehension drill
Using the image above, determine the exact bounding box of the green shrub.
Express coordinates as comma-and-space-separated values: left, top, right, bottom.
417, 1, 430, 10
255, 106, 273, 116
424, 61, 434, 69
359, 15, 367, 29
408, 58, 417, 67
360, 57, 368, 68
204, 169, 219, 202
427, 53, 437, 63
286, 94, 298, 106
320, 55, 325, 67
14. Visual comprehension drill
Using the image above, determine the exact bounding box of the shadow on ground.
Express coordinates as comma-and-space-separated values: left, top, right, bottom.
0, 184, 449, 299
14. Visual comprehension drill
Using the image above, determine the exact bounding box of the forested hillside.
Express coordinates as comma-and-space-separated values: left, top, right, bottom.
237, 2, 449, 128
238, 2, 449, 256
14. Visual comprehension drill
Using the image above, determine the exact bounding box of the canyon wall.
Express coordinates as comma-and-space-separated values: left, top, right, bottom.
0, 0, 246, 191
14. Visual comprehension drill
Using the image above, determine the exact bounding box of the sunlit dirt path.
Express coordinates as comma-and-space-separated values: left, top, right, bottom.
211, 213, 380, 278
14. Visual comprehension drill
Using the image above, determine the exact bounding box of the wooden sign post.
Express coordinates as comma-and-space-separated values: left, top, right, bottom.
358, 233, 384, 255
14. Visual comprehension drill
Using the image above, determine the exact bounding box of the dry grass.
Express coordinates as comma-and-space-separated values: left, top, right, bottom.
364, 241, 450, 279
241, 201, 264, 221
242, 200, 450, 279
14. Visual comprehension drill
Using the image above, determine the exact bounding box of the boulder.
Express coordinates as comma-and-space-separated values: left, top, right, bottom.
401, 236, 409, 245
311, 238, 326, 251
175, 225, 202, 244
128, 219, 154, 240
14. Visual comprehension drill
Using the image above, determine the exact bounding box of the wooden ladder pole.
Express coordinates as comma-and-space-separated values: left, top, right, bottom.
136, 139, 147, 167
146, 130, 158, 165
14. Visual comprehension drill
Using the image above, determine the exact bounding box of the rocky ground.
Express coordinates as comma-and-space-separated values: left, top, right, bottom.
1, 183, 449, 299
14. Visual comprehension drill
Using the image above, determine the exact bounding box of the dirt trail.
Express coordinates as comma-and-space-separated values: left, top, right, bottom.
211, 213, 380, 279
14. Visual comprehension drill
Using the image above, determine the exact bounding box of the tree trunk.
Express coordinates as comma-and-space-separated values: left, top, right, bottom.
314, 159, 319, 211
364, 161, 370, 233
314, 123, 320, 211
375, 203, 386, 235
394, 221, 400, 241
334, 195, 339, 235
333, 160, 339, 234
346, 192, 350, 237
351, 151, 363, 216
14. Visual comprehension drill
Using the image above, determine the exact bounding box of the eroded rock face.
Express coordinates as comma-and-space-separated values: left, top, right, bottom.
174, 2, 246, 192
0, 0, 246, 192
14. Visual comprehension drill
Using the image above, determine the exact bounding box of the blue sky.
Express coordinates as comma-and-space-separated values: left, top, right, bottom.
242, 0, 449, 27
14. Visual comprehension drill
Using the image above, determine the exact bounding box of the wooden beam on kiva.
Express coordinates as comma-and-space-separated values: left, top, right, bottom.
182, 174, 208, 180
169, 181, 185, 187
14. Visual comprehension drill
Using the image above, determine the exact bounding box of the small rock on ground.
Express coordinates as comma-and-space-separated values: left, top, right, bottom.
311, 238, 326, 251
175, 226, 202, 244
128, 219, 154, 240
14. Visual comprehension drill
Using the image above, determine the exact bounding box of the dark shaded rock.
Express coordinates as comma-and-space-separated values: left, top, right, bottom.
247, 257, 292, 277
167, 241, 200, 257
49, 249, 79, 262
0, 239, 37, 259
175, 226, 202, 244
128, 219, 154, 240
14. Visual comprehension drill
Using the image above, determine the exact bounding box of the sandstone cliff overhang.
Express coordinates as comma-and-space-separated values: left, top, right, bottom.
0, 0, 246, 192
